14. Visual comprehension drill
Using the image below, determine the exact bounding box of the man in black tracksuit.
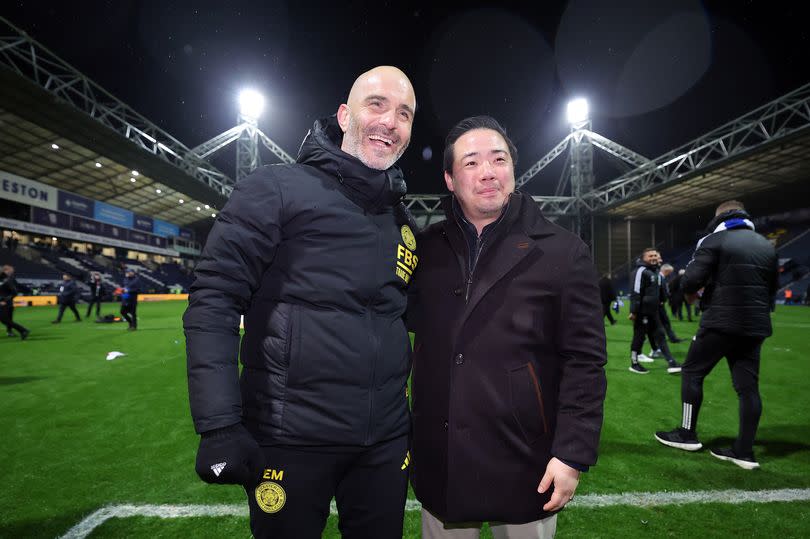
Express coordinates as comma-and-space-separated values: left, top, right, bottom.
598, 273, 617, 325
656, 262, 682, 343
121, 269, 141, 330
53, 273, 81, 322
655, 201, 778, 469
1, 264, 29, 339
184, 66, 417, 539
86, 271, 103, 319
628, 248, 681, 374
669, 269, 692, 321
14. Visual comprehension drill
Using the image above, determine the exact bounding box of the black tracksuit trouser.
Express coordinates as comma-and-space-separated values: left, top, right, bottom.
244, 434, 409, 539
86, 297, 102, 318
121, 302, 137, 328
631, 312, 676, 363
602, 302, 615, 324
56, 302, 80, 321
1, 304, 27, 335
680, 328, 764, 457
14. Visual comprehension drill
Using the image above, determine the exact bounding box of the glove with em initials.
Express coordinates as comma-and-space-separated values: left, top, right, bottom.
195, 423, 264, 485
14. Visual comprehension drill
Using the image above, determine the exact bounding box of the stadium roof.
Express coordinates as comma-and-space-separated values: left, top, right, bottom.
0, 18, 230, 228
584, 82, 810, 220
0, 67, 228, 227
600, 130, 810, 219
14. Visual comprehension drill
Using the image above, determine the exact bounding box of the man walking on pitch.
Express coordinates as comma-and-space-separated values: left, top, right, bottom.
655, 201, 778, 469
53, 273, 81, 323
628, 249, 681, 374
0, 264, 29, 339
120, 268, 141, 330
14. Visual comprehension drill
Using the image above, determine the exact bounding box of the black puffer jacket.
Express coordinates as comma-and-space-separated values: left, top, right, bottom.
629, 260, 659, 317
0, 273, 18, 303
57, 280, 78, 304
682, 210, 778, 337
184, 115, 417, 446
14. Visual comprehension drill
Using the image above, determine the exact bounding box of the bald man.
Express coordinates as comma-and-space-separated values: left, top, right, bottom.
185, 66, 419, 538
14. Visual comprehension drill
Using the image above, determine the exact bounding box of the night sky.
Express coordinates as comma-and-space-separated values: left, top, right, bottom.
3, 1, 809, 196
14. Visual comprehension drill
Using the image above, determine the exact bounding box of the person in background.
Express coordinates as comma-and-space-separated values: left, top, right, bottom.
669, 268, 689, 321
52, 273, 81, 323
121, 268, 141, 331
655, 200, 778, 469
629, 249, 681, 374
86, 271, 103, 319
599, 273, 618, 325
0, 264, 29, 340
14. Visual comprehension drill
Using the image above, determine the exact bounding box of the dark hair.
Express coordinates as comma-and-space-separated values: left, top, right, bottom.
443, 115, 518, 174
642, 247, 657, 255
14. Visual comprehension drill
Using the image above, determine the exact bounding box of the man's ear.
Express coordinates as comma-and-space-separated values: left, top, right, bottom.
337, 104, 350, 133
444, 171, 455, 193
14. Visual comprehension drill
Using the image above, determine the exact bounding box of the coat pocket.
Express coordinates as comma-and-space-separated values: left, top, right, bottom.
508, 362, 549, 445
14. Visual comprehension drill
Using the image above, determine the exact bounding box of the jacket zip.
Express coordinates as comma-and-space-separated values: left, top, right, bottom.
365, 220, 383, 444
456, 218, 485, 303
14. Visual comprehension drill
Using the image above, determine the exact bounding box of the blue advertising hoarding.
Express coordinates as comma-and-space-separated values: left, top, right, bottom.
179, 227, 194, 240
153, 219, 179, 238
58, 191, 94, 218
94, 201, 133, 229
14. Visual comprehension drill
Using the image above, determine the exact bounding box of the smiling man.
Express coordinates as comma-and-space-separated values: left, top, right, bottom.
407, 116, 607, 538
184, 66, 419, 539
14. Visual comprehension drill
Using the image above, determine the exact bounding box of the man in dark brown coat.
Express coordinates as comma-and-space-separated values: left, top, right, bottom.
407, 116, 607, 538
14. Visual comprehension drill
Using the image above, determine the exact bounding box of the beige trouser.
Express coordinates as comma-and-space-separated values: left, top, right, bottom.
421, 507, 558, 539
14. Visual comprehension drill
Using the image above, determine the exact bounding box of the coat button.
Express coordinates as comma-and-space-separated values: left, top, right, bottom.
443, 421, 448, 429
453, 287, 462, 296
455, 353, 464, 365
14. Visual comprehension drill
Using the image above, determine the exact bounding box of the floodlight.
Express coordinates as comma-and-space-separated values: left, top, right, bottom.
179, 199, 184, 204
566, 98, 589, 125
51, 143, 59, 150
95, 162, 102, 168
239, 89, 265, 120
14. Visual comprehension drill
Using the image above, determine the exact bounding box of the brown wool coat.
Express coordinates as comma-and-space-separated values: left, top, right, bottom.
407, 192, 607, 524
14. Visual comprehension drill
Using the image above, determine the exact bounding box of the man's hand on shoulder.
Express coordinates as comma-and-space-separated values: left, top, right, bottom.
195, 423, 264, 486
538, 457, 580, 511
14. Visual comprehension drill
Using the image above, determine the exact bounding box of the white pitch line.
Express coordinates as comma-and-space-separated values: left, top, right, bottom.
58, 489, 810, 539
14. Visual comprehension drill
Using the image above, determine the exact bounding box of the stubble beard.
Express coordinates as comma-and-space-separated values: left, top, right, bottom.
344, 115, 406, 171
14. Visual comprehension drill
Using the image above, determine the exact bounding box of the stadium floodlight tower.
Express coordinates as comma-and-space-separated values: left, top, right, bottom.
236, 89, 265, 182
566, 97, 596, 242
188, 90, 294, 189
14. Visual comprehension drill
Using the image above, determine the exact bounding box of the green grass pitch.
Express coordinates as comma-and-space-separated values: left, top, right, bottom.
1, 302, 809, 538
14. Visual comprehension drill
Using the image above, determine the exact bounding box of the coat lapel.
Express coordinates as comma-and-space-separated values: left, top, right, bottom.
459, 228, 538, 327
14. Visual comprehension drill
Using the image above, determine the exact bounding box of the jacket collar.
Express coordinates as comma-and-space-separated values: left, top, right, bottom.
297, 115, 407, 213
704, 209, 754, 234
440, 191, 558, 238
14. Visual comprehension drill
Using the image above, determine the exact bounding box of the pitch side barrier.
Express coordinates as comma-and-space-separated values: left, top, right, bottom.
13, 293, 188, 307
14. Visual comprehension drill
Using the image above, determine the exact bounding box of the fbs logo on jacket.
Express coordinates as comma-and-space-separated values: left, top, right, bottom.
395, 225, 418, 284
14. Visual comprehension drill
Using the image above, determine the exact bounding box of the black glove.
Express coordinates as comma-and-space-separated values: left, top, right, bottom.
195, 423, 264, 485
